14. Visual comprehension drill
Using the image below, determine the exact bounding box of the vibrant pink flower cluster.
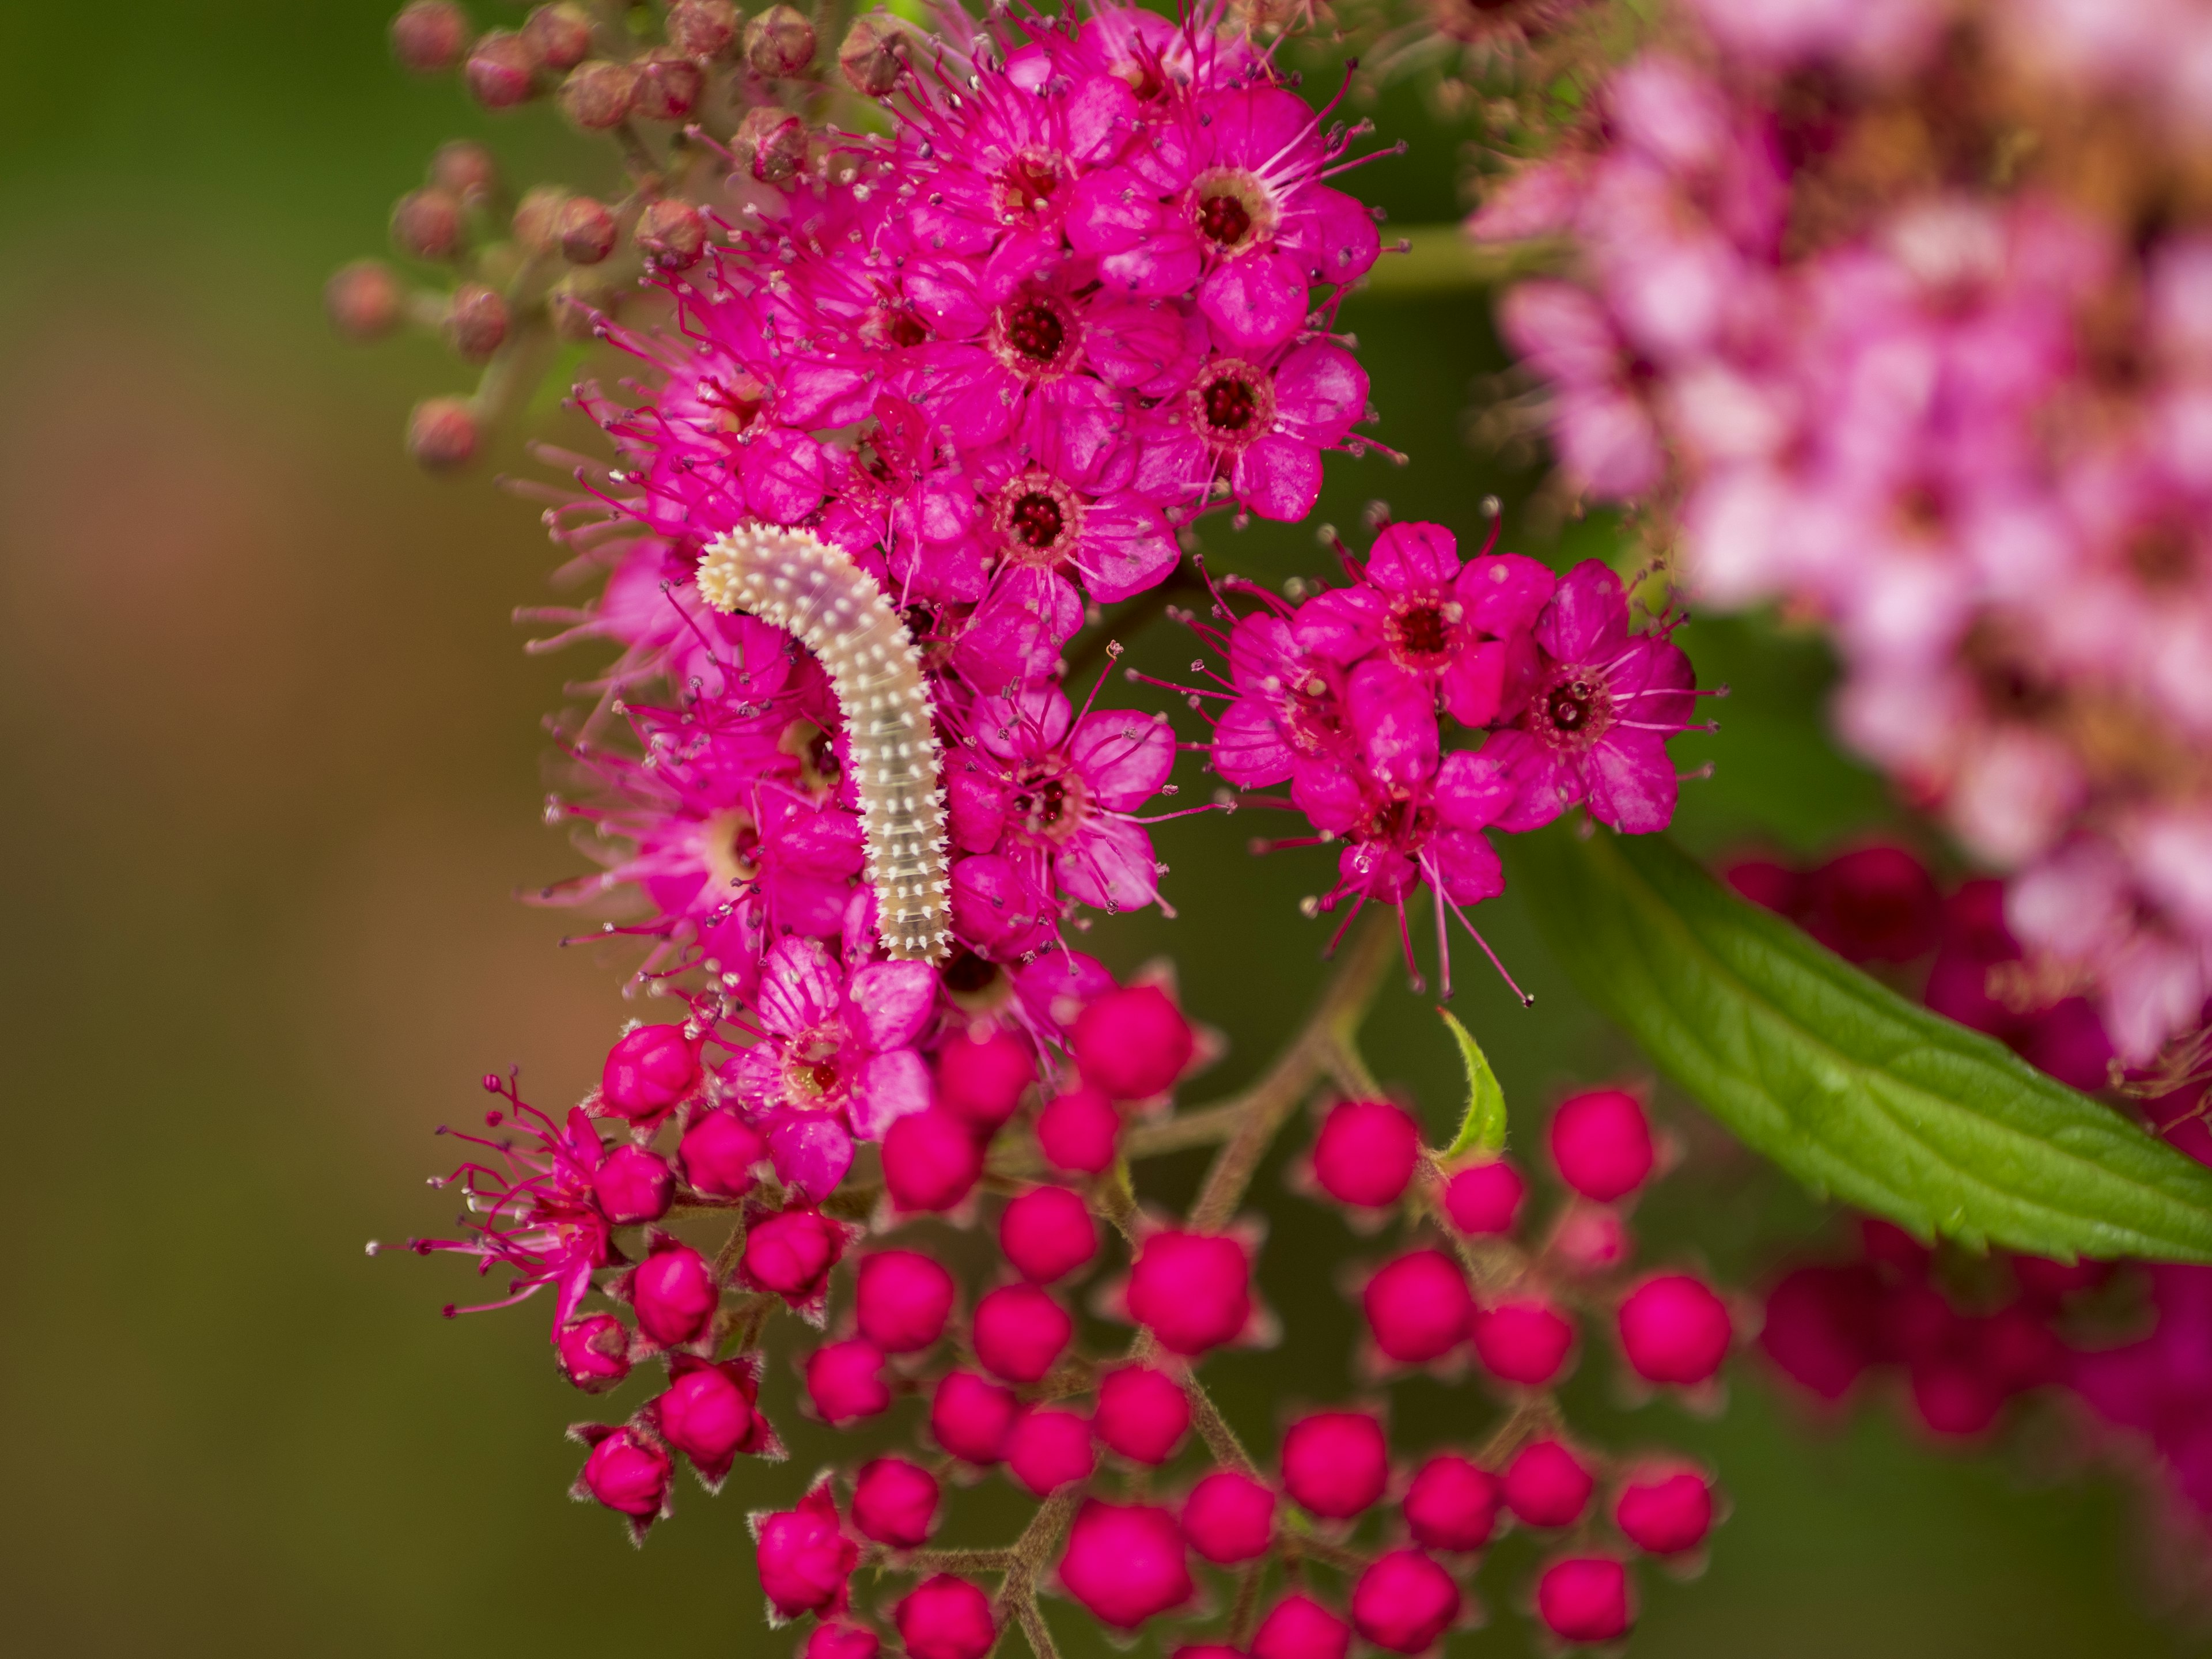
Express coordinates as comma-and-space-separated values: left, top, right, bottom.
1478, 6, 2212, 1065
1161, 518, 1700, 992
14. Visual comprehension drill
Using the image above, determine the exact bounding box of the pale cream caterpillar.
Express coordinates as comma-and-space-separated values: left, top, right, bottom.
694, 524, 952, 963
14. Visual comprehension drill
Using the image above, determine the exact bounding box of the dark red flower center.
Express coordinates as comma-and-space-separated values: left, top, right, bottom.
1391, 601, 1450, 659
808, 1060, 841, 1093
940, 948, 1001, 997
1006, 301, 1066, 364
999, 154, 1062, 221
1199, 192, 1252, 247
1546, 680, 1598, 733
1203, 373, 1259, 433
1009, 490, 1067, 551
885, 309, 928, 348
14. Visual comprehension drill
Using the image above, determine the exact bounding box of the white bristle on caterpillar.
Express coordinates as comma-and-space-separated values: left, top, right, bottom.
695, 524, 953, 963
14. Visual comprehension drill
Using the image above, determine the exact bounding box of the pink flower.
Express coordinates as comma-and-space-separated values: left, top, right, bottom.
1132, 338, 1370, 523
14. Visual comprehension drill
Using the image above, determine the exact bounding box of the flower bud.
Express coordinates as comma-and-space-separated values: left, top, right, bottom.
937, 1027, 1035, 1129
1363, 1249, 1472, 1364
557, 195, 618, 264
1094, 1363, 1190, 1464
669, 0, 741, 59
1549, 1204, 1630, 1275
1036, 1085, 1120, 1174
601, 1024, 699, 1120
391, 187, 464, 260
1534, 1558, 1633, 1645
1282, 1410, 1388, 1519
1251, 1594, 1350, 1659
1442, 1158, 1525, 1236
1008, 1407, 1096, 1496
853, 1456, 940, 1548
430, 141, 498, 207
637, 199, 709, 272
406, 396, 479, 471
636, 49, 705, 122
1403, 1454, 1499, 1552
464, 29, 538, 109
1618, 1272, 1732, 1385
577, 1426, 671, 1518
654, 1362, 759, 1471
679, 1108, 767, 1199
883, 1108, 984, 1211
442, 281, 508, 363
744, 1207, 844, 1302
1349, 1551, 1460, 1655
548, 272, 619, 340
1181, 1470, 1275, 1563
1073, 984, 1194, 1100
896, 1576, 996, 1659
1127, 1229, 1249, 1355
838, 15, 907, 96
806, 1338, 891, 1424
555, 1313, 632, 1392
807, 1627, 881, 1659
1471, 1296, 1575, 1387
1502, 1438, 1592, 1528
746, 5, 817, 77
1758, 1263, 1880, 1402
560, 59, 639, 131
999, 1185, 1097, 1284
391, 2, 470, 73
973, 1283, 1073, 1384
631, 1239, 718, 1346
1612, 1463, 1714, 1555
325, 260, 402, 341
1311, 1098, 1420, 1209
931, 1370, 1018, 1464
855, 1249, 956, 1352
511, 184, 567, 257
521, 3, 593, 71
592, 1141, 675, 1224
1548, 1089, 1654, 1202
734, 104, 809, 187
1058, 1502, 1193, 1628
756, 1488, 857, 1619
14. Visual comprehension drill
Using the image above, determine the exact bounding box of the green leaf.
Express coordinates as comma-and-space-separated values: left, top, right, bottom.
1507, 823, 2212, 1263
1440, 1007, 1508, 1157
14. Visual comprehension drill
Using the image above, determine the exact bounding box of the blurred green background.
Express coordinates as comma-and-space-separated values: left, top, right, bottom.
2, 2, 2206, 1653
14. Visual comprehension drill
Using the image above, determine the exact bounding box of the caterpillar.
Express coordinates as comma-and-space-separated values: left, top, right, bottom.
695, 524, 953, 963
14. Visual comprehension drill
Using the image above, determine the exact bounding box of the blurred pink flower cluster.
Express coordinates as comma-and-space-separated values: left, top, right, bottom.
1477, 0, 2212, 1065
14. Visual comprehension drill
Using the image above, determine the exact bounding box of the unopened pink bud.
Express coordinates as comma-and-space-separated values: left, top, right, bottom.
679, 1109, 766, 1199
601, 1024, 698, 1121
521, 2, 593, 70
837, 14, 907, 96
884, 1108, 984, 1211
1549, 1205, 1631, 1275
1443, 1159, 1525, 1235
638, 198, 707, 270
1349, 1550, 1460, 1654
1073, 984, 1194, 1100
806, 1626, 881, 1659
511, 184, 566, 256
853, 1456, 940, 1548
1402, 1454, 1499, 1552
937, 1028, 1035, 1128
855, 1250, 955, 1353
745, 4, 818, 77
896, 1576, 995, 1659
744, 1207, 844, 1302
558, 195, 618, 265
1613, 1464, 1713, 1555
1282, 1411, 1388, 1519
1059, 1501, 1194, 1628
325, 259, 402, 340
1181, 1470, 1275, 1563
932, 1370, 1019, 1465
1128, 1230, 1249, 1355
464, 28, 537, 108
974, 1283, 1073, 1384
1252, 1594, 1350, 1659
1618, 1273, 1732, 1385
654, 1363, 757, 1469
406, 396, 478, 471
1094, 1363, 1191, 1464
391, 1, 471, 73
1312, 1099, 1421, 1208
1548, 1089, 1654, 1202
1534, 1557, 1633, 1644
1471, 1296, 1575, 1387
560, 59, 639, 131
734, 104, 809, 188
578, 1426, 670, 1517
631, 1240, 718, 1346
1036, 1085, 1121, 1174
668, 0, 740, 58
1364, 1249, 1473, 1363
1000, 1185, 1098, 1283
1008, 1407, 1097, 1495
1758, 1263, 1880, 1402
756, 1489, 857, 1619
636, 48, 705, 121
1502, 1438, 1592, 1529
592, 1142, 675, 1224
392, 187, 464, 260
429, 139, 498, 203
806, 1339, 890, 1424
555, 1313, 632, 1392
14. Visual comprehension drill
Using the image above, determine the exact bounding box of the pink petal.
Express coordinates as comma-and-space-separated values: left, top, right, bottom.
1071, 709, 1177, 809
1281, 184, 1381, 287
757, 937, 844, 1036
1233, 433, 1323, 522
1432, 828, 1505, 904
1293, 586, 1387, 664
1272, 340, 1367, 446
1056, 817, 1160, 912
1075, 494, 1179, 604
848, 960, 938, 1051
1586, 733, 1678, 834
978, 683, 1075, 764
1198, 253, 1309, 357
1365, 521, 1460, 594
1455, 553, 1558, 637
851, 1049, 934, 1141
1211, 699, 1293, 787
769, 1115, 855, 1202
1536, 561, 1631, 664
1347, 658, 1440, 787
